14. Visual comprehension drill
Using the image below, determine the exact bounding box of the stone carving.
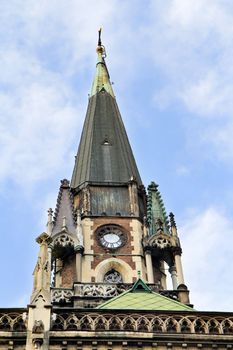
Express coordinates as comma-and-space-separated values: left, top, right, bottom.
0, 313, 27, 332
76, 210, 84, 247
80, 284, 128, 297
31, 233, 51, 303
152, 236, 171, 249
32, 320, 44, 333
51, 284, 131, 303
51, 311, 233, 335
53, 234, 74, 248
103, 269, 123, 283
51, 283, 178, 304
51, 289, 74, 303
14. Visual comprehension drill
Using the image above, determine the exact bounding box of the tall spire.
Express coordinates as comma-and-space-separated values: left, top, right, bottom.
90, 28, 115, 98
71, 30, 142, 189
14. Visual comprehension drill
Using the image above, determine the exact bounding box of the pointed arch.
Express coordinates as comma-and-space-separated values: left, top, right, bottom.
95, 258, 134, 283
193, 318, 207, 334
137, 316, 149, 332
179, 317, 192, 333
66, 314, 79, 330
108, 316, 121, 330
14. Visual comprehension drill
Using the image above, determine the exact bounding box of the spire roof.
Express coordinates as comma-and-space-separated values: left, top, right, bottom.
71, 32, 142, 189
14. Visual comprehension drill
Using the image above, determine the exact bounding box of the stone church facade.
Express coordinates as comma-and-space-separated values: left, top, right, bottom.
1, 31, 233, 350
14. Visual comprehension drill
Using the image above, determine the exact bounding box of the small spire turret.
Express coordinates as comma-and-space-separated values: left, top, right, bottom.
169, 212, 178, 236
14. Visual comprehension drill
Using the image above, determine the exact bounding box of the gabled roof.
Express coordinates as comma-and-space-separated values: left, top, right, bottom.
98, 278, 194, 311
71, 41, 142, 189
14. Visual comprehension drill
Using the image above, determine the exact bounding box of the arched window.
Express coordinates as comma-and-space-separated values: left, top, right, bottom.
103, 269, 123, 283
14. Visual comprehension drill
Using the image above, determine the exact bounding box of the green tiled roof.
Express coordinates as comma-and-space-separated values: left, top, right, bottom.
98, 279, 193, 311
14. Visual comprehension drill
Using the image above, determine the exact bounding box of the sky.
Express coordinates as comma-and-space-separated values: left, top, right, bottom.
0, 0, 233, 311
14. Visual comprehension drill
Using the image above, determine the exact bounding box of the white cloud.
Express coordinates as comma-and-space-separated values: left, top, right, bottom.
145, 0, 233, 163
0, 56, 79, 187
180, 207, 233, 311
157, 0, 233, 112
2, 0, 233, 191
0, 0, 127, 191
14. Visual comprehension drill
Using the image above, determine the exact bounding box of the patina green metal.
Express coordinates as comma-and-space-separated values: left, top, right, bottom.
147, 181, 170, 236
90, 46, 115, 98
98, 278, 193, 311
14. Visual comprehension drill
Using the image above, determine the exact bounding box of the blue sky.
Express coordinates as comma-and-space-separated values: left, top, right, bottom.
1, 0, 233, 311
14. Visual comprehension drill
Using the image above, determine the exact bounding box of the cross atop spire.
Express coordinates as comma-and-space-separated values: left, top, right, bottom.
98, 27, 102, 46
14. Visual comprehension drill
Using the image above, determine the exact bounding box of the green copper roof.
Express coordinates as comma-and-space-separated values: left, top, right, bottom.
71, 42, 142, 189
90, 49, 115, 98
147, 182, 170, 236
98, 279, 193, 311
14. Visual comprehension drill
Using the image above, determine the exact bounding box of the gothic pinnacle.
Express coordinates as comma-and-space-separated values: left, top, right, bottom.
169, 212, 178, 236
46, 208, 53, 235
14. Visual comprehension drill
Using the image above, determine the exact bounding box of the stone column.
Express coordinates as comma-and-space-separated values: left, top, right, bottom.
160, 261, 167, 290
169, 265, 178, 290
174, 252, 185, 286
54, 259, 63, 288
145, 249, 154, 283
27, 232, 52, 350
75, 247, 84, 282
128, 177, 139, 217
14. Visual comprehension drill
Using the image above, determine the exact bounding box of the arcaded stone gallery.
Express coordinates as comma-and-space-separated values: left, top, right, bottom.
1, 31, 233, 350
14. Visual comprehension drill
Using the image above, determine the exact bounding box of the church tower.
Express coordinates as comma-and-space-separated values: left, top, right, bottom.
2, 30, 233, 350
48, 30, 190, 308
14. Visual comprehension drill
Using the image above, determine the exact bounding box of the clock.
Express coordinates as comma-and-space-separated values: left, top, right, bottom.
97, 225, 126, 249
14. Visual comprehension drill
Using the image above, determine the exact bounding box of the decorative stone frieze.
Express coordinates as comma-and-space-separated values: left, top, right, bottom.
51, 289, 74, 303
50, 310, 233, 335
0, 312, 27, 332
53, 234, 74, 248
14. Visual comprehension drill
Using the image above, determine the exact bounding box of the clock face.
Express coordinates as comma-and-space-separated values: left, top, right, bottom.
97, 225, 126, 249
